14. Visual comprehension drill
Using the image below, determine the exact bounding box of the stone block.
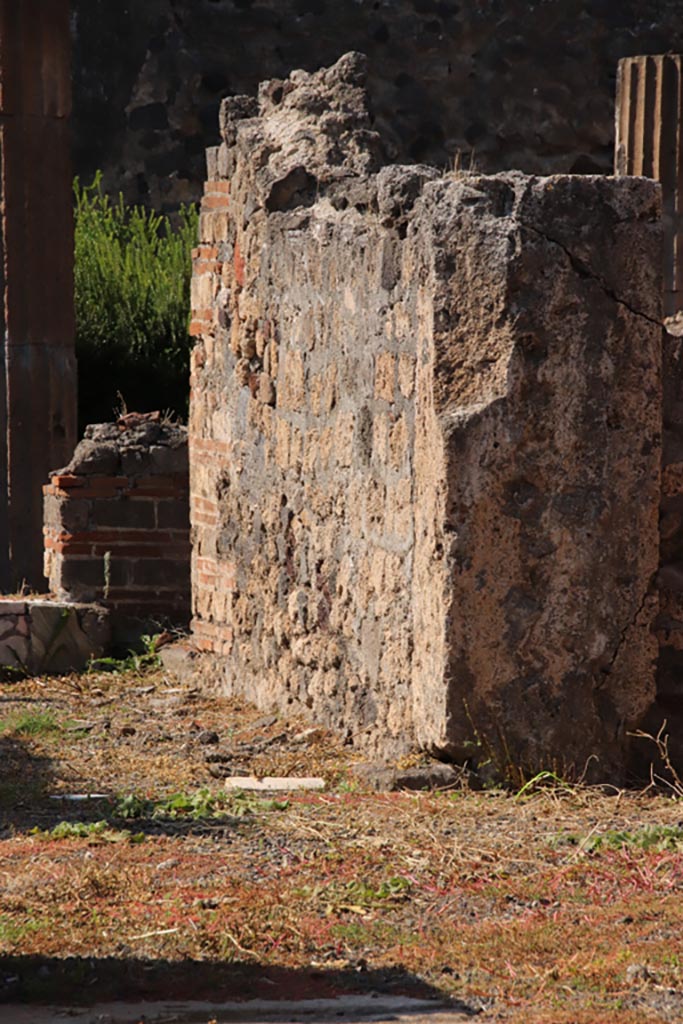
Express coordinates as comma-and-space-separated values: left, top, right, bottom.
157, 501, 190, 530
93, 499, 156, 531
0, 600, 110, 675
374, 352, 395, 403
0, 600, 27, 615
411, 172, 661, 780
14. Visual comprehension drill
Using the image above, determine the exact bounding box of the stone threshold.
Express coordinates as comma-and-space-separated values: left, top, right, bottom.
0, 597, 110, 676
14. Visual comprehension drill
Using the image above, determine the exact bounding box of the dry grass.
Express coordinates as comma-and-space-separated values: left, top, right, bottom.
1, 667, 683, 1021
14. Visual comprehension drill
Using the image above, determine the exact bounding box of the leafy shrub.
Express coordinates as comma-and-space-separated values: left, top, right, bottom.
73, 174, 198, 429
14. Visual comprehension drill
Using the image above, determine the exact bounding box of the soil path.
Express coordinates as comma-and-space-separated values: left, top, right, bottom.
1, 665, 683, 1023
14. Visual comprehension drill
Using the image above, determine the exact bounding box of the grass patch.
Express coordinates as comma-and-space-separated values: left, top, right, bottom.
0, 709, 61, 738
0, 914, 42, 952
0, 708, 89, 743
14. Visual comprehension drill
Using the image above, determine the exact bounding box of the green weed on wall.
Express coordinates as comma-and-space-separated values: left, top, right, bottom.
74, 174, 198, 429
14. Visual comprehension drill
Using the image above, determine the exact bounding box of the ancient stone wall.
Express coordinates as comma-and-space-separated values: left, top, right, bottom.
189, 54, 662, 778
44, 419, 190, 631
71, 0, 683, 210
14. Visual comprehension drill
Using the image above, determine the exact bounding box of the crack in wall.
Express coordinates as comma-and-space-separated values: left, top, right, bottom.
525, 223, 662, 329
600, 584, 654, 683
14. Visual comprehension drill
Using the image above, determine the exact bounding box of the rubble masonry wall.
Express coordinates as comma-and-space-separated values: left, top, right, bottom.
189, 54, 662, 777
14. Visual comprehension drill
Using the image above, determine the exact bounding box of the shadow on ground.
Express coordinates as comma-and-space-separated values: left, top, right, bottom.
3, 797, 260, 839
0, 735, 251, 838
0, 957, 475, 1015
0, 735, 55, 826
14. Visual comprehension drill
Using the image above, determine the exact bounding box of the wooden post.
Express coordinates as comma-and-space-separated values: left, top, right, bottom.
0, 0, 77, 590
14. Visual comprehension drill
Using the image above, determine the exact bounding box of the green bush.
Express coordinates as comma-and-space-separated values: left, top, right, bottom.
73, 174, 198, 429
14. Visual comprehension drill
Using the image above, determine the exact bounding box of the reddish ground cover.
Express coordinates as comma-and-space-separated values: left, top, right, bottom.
1, 666, 683, 1022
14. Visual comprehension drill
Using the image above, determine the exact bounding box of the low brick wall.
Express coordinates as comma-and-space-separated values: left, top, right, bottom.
44, 419, 190, 629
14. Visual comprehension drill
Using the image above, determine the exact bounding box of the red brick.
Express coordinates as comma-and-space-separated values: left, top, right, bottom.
192, 496, 218, 513
194, 259, 221, 275
103, 586, 186, 600
157, 502, 190, 530
74, 477, 131, 499
201, 194, 230, 211
92, 499, 156, 530
50, 473, 83, 489
56, 528, 187, 545
192, 245, 220, 261
130, 559, 190, 587
196, 572, 217, 586
192, 511, 218, 526
195, 556, 219, 571
132, 485, 188, 499
205, 181, 230, 195
192, 634, 215, 652
131, 474, 188, 491
190, 439, 231, 457
234, 238, 245, 287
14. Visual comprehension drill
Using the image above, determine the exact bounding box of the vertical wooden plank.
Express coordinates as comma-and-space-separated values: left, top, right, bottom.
0, 0, 76, 589
616, 54, 683, 316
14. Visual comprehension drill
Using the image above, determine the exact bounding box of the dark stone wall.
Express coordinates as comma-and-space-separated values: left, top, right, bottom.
71, 0, 683, 210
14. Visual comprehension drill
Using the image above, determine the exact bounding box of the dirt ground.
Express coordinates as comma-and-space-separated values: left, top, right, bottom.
1, 661, 683, 1023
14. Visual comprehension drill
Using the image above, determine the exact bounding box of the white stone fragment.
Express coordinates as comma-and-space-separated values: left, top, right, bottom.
223, 776, 325, 792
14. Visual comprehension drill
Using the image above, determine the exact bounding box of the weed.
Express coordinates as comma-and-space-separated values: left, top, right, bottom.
295, 876, 412, 917
347, 876, 412, 905
462, 699, 522, 787
335, 776, 360, 794
112, 787, 289, 821
629, 720, 683, 798
102, 550, 112, 601
515, 770, 576, 800
559, 824, 683, 854
89, 633, 163, 675
114, 793, 152, 819
447, 149, 478, 178
30, 820, 145, 844
0, 665, 27, 683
